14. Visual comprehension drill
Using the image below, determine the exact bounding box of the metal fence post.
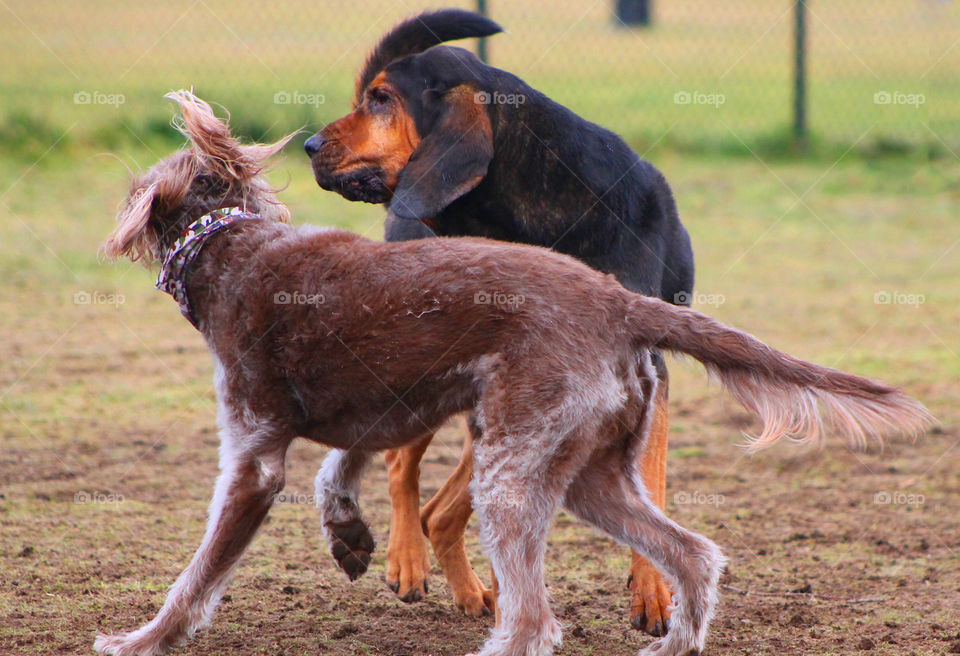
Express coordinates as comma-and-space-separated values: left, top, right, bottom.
616, 0, 652, 27
477, 0, 489, 63
793, 0, 807, 141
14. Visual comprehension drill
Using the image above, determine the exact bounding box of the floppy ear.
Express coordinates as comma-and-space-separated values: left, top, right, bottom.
102, 181, 159, 262
390, 85, 494, 221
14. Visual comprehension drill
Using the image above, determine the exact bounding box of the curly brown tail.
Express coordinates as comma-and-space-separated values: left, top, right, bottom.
627, 295, 935, 450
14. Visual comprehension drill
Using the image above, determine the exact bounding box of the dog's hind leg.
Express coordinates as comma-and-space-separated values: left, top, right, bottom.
563, 446, 725, 656
384, 435, 433, 601
315, 448, 376, 581
95, 420, 290, 656
466, 399, 612, 656
628, 378, 674, 636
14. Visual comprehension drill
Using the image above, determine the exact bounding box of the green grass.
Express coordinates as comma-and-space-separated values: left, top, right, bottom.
1, 0, 958, 159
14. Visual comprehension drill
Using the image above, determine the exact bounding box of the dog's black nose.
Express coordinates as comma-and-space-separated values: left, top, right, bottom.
304, 134, 327, 157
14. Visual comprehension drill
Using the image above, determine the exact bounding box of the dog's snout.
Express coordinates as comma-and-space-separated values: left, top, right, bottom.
304, 134, 327, 157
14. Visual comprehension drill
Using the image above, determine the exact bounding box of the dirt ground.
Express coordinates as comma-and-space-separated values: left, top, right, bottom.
2, 354, 958, 656
2, 153, 958, 656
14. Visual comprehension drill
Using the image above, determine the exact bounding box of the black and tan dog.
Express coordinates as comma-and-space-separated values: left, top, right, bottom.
306, 9, 693, 633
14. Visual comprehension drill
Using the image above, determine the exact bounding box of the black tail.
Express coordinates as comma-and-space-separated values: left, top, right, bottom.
355, 9, 503, 105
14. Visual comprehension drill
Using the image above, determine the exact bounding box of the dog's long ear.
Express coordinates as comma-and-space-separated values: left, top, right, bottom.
389, 85, 493, 221
102, 181, 159, 262
355, 9, 502, 107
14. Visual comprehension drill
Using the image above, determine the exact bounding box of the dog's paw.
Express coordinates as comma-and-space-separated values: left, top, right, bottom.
326, 517, 375, 580
386, 531, 431, 602
94, 632, 167, 656
636, 636, 699, 656
469, 616, 562, 656
455, 584, 496, 618
628, 564, 673, 636
451, 572, 496, 618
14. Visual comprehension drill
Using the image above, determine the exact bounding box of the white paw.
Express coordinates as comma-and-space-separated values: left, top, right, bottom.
95, 633, 134, 656
544, 617, 563, 649
94, 631, 169, 656
637, 638, 665, 656
637, 636, 698, 656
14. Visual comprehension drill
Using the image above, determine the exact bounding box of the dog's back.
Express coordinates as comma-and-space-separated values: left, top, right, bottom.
382, 43, 693, 304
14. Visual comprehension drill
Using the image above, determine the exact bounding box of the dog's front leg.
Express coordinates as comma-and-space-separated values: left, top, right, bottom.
421, 426, 497, 617
384, 437, 433, 601
315, 448, 376, 580
467, 439, 564, 656
95, 430, 290, 656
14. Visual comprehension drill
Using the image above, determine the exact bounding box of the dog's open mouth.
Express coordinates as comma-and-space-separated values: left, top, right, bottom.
312, 163, 391, 204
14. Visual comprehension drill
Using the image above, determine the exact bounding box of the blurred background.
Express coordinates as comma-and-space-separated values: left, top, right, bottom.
2, 3, 959, 655
3, 0, 958, 157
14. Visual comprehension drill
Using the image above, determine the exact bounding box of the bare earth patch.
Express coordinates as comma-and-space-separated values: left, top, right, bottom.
2, 155, 957, 656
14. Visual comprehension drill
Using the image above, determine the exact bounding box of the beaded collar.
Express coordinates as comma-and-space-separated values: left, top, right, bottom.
156, 207, 258, 328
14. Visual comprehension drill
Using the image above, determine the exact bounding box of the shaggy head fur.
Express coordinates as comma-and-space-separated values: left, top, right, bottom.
103, 91, 293, 263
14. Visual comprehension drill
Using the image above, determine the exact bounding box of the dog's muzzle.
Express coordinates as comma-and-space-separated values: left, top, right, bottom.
310, 160, 391, 205
306, 133, 393, 204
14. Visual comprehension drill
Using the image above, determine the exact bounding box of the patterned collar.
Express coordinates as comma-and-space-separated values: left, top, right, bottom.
156, 207, 259, 328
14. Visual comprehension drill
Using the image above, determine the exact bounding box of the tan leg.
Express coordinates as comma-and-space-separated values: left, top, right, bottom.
384, 435, 432, 601
420, 419, 496, 617
628, 381, 674, 636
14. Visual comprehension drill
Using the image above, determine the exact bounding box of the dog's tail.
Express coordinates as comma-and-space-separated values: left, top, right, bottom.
627, 295, 934, 450
355, 9, 503, 106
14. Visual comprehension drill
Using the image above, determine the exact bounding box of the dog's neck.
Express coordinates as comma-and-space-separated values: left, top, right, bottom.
156, 206, 260, 328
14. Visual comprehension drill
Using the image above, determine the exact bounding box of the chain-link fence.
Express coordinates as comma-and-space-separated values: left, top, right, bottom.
3, 0, 958, 157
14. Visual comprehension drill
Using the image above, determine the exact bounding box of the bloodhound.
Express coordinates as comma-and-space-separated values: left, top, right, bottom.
305, 9, 694, 637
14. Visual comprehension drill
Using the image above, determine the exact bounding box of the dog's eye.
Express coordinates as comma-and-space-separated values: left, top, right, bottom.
367, 88, 392, 107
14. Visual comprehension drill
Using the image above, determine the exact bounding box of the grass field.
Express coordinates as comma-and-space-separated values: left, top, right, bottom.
1, 0, 958, 157
2, 2, 960, 655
